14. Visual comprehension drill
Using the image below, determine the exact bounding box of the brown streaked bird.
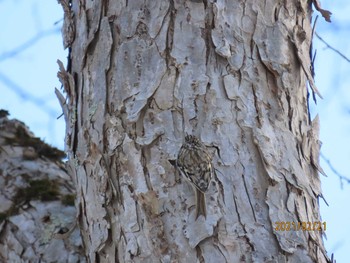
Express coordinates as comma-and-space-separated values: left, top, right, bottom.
176, 135, 213, 219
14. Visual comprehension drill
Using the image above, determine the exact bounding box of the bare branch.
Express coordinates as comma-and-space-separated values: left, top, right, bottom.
320, 152, 350, 189
0, 27, 60, 62
315, 32, 350, 63
0, 71, 58, 118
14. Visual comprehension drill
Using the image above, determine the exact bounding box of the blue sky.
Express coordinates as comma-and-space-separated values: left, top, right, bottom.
313, 1, 350, 261
0, 0, 349, 261
0, 0, 66, 148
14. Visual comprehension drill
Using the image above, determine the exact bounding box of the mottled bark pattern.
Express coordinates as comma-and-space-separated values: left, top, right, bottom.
63, 0, 329, 262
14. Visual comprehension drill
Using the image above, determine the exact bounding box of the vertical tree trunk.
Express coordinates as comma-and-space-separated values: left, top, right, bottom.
58, 0, 330, 262
0, 113, 85, 262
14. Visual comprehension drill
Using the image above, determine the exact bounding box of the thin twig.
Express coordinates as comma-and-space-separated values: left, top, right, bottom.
315, 32, 350, 63
0, 71, 58, 118
320, 152, 350, 189
0, 27, 60, 62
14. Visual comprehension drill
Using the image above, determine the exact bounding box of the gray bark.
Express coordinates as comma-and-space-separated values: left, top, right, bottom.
58, 0, 330, 262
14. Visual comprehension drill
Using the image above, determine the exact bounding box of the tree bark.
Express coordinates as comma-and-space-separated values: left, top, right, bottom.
58, 0, 330, 262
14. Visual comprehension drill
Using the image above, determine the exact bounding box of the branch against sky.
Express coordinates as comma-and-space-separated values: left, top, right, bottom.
0, 71, 59, 118
0, 27, 60, 62
315, 32, 350, 63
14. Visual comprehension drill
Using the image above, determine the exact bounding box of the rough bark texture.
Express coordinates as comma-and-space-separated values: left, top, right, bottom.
58, 0, 330, 262
0, 112, 85, 262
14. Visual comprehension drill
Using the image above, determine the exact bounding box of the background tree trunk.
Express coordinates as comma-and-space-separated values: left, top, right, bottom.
59, 0, 330, 262
0, 113, 85, 262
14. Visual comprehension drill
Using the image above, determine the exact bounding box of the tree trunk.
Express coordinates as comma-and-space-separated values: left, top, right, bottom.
58, 0, 330, 262
0, 113, 85, 262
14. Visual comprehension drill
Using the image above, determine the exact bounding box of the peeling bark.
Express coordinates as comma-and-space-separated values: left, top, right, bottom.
60, 1, 330, 262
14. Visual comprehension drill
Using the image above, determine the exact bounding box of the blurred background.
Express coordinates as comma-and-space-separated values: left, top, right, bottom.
0, 0, 349, 261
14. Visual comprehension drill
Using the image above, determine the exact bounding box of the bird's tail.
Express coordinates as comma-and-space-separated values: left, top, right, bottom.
195, 188, 207, 219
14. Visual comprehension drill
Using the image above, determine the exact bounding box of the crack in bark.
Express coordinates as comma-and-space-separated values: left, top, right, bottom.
242, 173, 257, 223
105, 21, 115, 114
252, 85, 262, 128
165, 0, 175, 69
286, 92, 293, 132
203, 2, 214, 66
141, 147, 153, 191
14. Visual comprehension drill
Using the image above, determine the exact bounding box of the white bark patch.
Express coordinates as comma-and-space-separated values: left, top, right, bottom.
223, 74, 240, 100
112, 38, 166, 122
212, 2, 244, 70
266, 184, 307, 253
153, 69, 176, 110
122, 137, 148, 194
81, 162, 109, 254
